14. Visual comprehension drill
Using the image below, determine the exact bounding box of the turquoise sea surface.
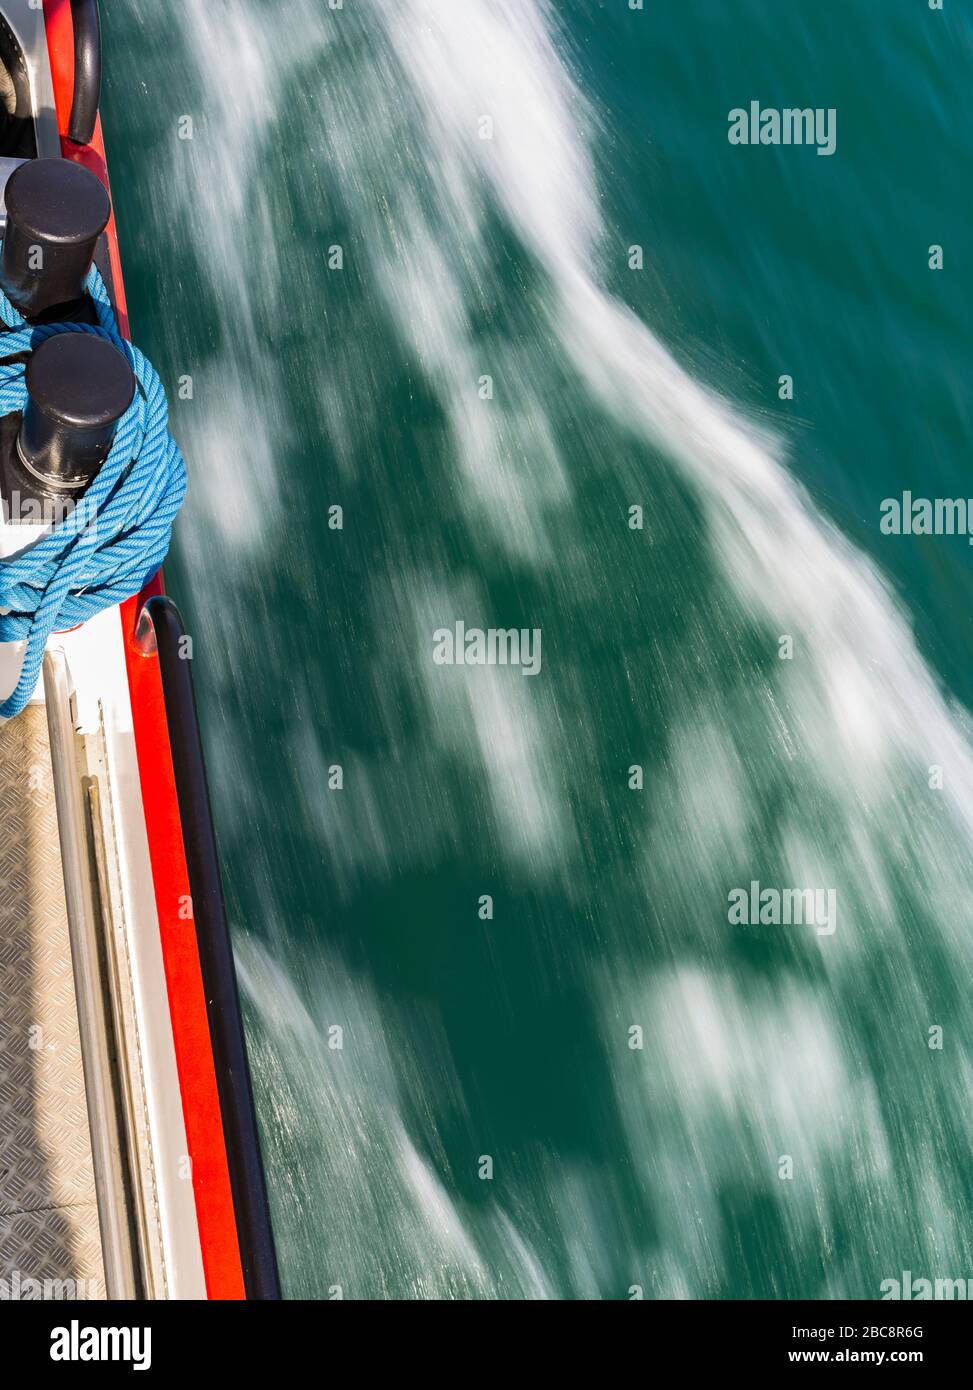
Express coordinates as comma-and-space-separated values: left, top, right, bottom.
105, 0, 973, 1298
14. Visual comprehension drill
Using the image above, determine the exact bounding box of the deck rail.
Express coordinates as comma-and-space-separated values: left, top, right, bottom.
136, 593, 281, 1301
67, 0, 101, 145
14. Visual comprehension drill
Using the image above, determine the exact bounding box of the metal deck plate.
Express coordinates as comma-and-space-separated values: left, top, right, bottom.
0, 706, 104, 1298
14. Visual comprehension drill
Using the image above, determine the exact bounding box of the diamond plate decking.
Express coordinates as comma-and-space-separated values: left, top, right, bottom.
0, 705, 104, 1297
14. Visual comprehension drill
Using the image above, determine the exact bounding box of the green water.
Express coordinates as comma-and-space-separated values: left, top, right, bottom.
104, 0, 973, 1299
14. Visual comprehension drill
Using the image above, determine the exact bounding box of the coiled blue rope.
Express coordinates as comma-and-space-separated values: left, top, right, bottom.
0, 258, 186, 718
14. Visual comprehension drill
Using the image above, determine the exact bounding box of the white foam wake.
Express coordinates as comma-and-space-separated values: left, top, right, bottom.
380, 0, 973, 850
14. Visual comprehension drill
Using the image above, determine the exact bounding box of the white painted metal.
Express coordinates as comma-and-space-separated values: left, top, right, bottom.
1, 0, 60, 157
58, 611, 209, 1299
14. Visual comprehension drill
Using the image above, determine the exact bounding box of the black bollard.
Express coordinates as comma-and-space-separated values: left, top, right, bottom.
17, 332, 135, 492
1, 157, 110, 318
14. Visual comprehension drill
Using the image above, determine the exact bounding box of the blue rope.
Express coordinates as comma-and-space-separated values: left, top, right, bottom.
0, 258, 186, 717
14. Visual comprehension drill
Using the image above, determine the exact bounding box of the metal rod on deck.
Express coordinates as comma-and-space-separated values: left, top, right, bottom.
43, 648, 141, 1300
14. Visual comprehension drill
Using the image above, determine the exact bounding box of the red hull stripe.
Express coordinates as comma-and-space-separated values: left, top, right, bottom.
43, 0, 246, 1299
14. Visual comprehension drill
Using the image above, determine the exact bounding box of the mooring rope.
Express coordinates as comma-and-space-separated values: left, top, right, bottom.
0, 259, 186, 717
